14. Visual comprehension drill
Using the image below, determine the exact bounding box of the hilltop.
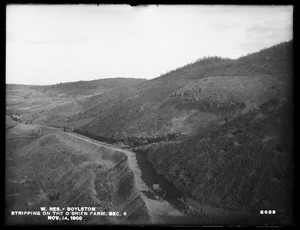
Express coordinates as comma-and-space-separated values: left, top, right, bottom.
157, 41, 292, 81
31, 78, 146, 98
40, 41, 293, 143
7, 78, 146, 98
6, 78, 146, 123
8, 41, 292, 144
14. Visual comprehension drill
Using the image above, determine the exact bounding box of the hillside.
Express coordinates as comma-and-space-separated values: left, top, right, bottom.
39, 41, 293, 143
6, 78, 146, 125
56, 41, 293, 217
135, 100, 293, 214
30, 78, 146, 98
7, 78, 146, 99
6, 40, 294, 225
6, 121, 150, 225
156, 41, 293, 81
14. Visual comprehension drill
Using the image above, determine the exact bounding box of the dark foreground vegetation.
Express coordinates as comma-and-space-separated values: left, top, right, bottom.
139, 100, 293, 214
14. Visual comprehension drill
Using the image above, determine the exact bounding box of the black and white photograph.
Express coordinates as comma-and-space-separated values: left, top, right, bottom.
5, 4, 294, 226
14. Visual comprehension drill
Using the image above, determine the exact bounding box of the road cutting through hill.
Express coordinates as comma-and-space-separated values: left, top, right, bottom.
64, 130, 293, 226
57, 130, 248, 225
65, 132, 187, 224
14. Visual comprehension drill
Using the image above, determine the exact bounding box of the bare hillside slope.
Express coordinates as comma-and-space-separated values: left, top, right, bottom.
50, 41, 293, 143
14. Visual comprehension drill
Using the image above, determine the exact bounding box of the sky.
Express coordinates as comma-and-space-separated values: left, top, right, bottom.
6, 5, 293, 85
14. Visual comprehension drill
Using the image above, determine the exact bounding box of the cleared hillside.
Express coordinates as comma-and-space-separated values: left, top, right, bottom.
6, 78, 146, 125
46, 41, 293, 143
30, 78, 146, 98
7, 42, 293, 141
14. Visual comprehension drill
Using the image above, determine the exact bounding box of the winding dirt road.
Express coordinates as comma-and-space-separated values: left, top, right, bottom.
64, 131, 292, 226
65, 132, 184, 224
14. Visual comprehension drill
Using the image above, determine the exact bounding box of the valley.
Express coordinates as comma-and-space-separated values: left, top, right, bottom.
5, 41, 294, 226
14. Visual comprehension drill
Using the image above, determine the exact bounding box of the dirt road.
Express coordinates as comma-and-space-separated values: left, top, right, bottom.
65, 131, 293, 226
66, 132, 185, 224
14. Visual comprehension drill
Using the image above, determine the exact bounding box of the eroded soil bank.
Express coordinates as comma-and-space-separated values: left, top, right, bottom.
5, 122, 149, 225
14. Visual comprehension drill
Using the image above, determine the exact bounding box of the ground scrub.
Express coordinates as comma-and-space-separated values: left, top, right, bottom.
144, 101, 293, 213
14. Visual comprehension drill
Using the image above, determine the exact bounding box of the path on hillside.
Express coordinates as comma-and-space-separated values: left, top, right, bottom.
67, 132, 149, 191
65, 132, 186, 224
64, 131, 291, 226
48, 128, 253, 225
8, 121, 291, 225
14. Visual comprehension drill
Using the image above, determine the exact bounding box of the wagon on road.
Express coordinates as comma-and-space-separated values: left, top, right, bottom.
63, 126, 74, 132
152, 184, 163, 191
152, 184, 167, 201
